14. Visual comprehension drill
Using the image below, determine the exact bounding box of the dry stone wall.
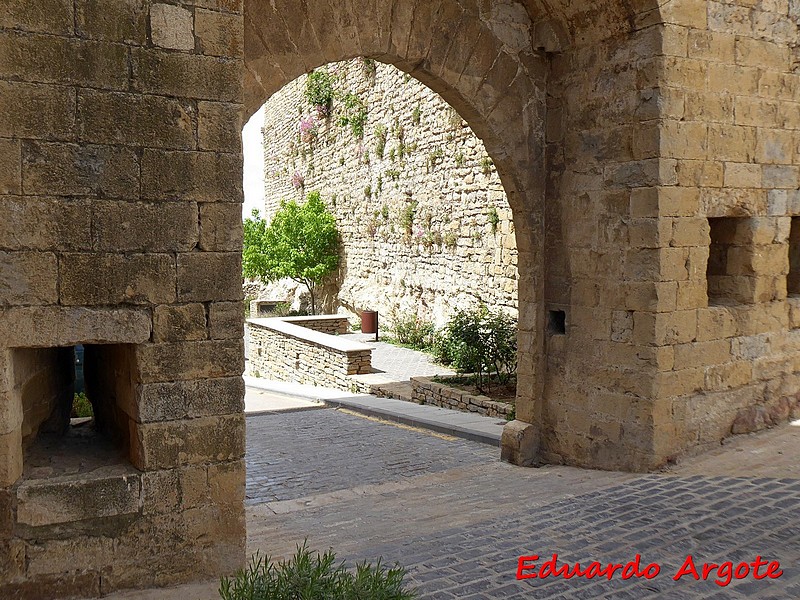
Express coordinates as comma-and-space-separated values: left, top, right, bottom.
259, 59, 518, 325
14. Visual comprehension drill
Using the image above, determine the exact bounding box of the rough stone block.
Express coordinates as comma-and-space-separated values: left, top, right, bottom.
177, 252, 243, 302
76, 0, 148, 43
0, 251, 58, 306
77, 90, 195, 150
500, 420, 538, 467
0, 0, 73, 34
0, 33, 128, 90
153, 303, 208, 343
0, 81, 75, 140
0, 306, 151, 348
21, 142, 139, 198
92, 201, 199, 252
0, 429, 22, 487
0, 139, 20, 194
142, 150, 242, 202
209, 302, 243, 339
26, 537, 115, 577
137, 377, 245, 422
136, 340, 244, 384
59, 253, 176, 306
196, 9, 243, 57
198, 101, 242, 152
130, 414, 245, 470
133, 48, 242, 103
150, 3, 195, 50
199, 202, 244, 251
0, 197, 91, 252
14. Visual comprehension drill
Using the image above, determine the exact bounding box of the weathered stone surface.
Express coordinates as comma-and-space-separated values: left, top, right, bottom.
153, 303, 207, 343
137, 377, 245, 422
136, 340, 244, 384
198, 101, 242, 152
196, 9, 243, 57
76, 0, 148, 43
0, 82, 75, 140
209, 302, 243, 339
0, 139, 20, 194
0, 429, 22, 487
141, 150, 243, 201
150, 3, 195, 51
0, 0, 73, 35
177, 252, 243, 302
59, 253, 176, 306
199, 202, 243, 251
0, 252, 58, 306
0, 307, 151, 347
92, 201, 199, 252
131, 415, 245, 470
21, 142, 139, 198
0, 197, 91, 251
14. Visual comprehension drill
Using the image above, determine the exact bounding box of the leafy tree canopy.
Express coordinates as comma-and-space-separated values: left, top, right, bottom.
243, 191, 339, 314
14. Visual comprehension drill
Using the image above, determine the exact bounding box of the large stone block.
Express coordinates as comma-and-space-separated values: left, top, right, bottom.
0, 32, 128, 90
198, 101, 242, 152
136, 376, 244, 422
0, 139, 20, 194
76, 0, 148, 44
196, 9, 243, 57
0, 307, 151, 348
92, 201, 199, 252
150, 3, 195, 51
136, 340, 244, 384
177, 252, 243, 302
0, 251, 58, 306
141, 150, 243, 202
59, 253, 176, 306
21, 142, 139, 198
0, 429, 22, 487
0, 197, 91, 251
0, 0, 73, 34
130, 414, 245, 470
209, 302, 243, 339
153, 303, 207, 343
77, 90, 195, 149
0, 81, 75, 140
199, 202, 244, 251
132, 48, 242, 102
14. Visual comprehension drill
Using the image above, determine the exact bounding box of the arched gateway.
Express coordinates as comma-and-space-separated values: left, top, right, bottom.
1, 0, 798, 595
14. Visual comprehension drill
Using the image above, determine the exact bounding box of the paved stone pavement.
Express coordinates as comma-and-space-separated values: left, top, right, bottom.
110, 415, 800, 599
341, 333, 455, 380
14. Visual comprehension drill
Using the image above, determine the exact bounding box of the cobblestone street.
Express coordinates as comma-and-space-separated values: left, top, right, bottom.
244, 410, 800, 600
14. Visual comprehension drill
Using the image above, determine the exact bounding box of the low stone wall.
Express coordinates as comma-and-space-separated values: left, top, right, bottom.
247, 317, 370, 391
411, 376, 514, 419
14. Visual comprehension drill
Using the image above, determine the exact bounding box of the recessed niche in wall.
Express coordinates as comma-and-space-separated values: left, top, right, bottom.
14, 344, 137, 479
707, 217, 751, 305
788, 217, 800, 297
548, 310, 567, 335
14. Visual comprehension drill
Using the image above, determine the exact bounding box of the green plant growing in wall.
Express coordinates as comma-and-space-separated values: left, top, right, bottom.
377, 174, 384, 195
374, 124, 387, 158
400, 200, 418, 237
427, 147, 444, 172
481, 156, 494, 176
388, 147, 396, 162
487, 206, 500, 234
454, 152, 466, 167
359, 56, 377, 82
305, 69, 335, 116
385, 169, 401, 181
243, 191, 339, 316
381, 204, 390, 220
412, 105, 421, 125
364, 185, 372, 199
338, 93, 368, 138
444, 231, 457, 250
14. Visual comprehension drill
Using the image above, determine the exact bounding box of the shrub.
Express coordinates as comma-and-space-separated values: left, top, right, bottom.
388, 310, 435, 350
433, 306, 517, 392
338, 93, 368, 138
72, 392, 93, 419
219, 544, 415, 600
305, 69, 335, 113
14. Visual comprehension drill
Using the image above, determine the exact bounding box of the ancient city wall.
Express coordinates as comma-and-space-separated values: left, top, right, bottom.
259, 59, 518, 324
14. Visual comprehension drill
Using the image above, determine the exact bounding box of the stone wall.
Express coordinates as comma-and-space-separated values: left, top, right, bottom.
412, 376, 514, 419
259, 59, 518, 325
247, 318, 371, 389
0, 1, 246, 596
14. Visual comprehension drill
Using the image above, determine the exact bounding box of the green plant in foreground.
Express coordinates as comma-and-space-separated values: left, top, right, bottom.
219, 543, 415, 600
487, 206, 500, 234
388, 310, 436, 350
72, 392, 93, 419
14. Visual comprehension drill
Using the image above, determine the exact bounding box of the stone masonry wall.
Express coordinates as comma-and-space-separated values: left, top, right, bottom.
259, 59, 518, 325
0, 1, 246, 596
247, 319, 371, 390
411, 376, 514, 419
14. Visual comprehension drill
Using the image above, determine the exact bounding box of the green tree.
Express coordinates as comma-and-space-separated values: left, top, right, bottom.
243, 191, 339, 315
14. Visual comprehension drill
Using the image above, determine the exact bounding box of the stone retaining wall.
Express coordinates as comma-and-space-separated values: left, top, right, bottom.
411, 376, 514, 419
247, 317, 370, 390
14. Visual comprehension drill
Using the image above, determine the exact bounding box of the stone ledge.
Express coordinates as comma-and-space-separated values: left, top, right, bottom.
411, 376, 514, 419
247, 317, 369, 354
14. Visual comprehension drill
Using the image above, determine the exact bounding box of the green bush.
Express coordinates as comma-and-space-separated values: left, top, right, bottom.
388, 310, 435, 350
305, 69, 335, 112
432, 306, 517, 393
219, 544, 415, 600
72, 392, 93, 419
